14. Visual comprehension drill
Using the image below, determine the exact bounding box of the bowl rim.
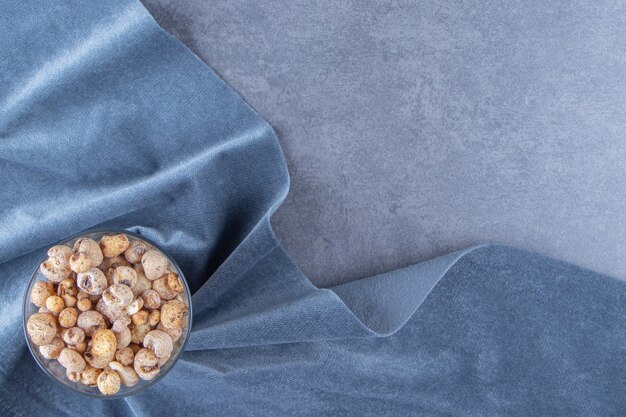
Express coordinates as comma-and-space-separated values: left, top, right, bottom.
22, 227, 193, 399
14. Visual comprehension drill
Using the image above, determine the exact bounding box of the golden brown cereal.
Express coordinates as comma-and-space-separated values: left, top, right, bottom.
40, 256, 70, 283
76, 310, 106, 336
132, 310, 149, 326
69, 251, 91, 273
143, 330, 173, 362
76, 298, 92, 312
73, 238, 104, 267
160, 300, 188, 329
77, 268, 108, 295
58, 307, 78, 328
148, 309, 160, 327
166, 272, 184, 293
39, 337, 65, 359
91, 329, 117, 358
133, 348, 160, 380
66, 370, 81, 382
74, 340, 87, 354
97, 368, 121, 395
124, 241, 147, 264
31, 281, 55, 307
99, 234, 130, 258
141, 289, 161, 310
141, 250, 168, 281
58, 348, 86, 373
62, 327, 85, 346
112, 266, 137, 289
81, 366, 101, 387
27, 313, 57, 346
45, 295, 65, 313
152, 276, 177, 301
115, 347, 135, 366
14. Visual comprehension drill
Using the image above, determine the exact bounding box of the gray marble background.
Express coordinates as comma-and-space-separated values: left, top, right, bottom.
141, 0, 626, 287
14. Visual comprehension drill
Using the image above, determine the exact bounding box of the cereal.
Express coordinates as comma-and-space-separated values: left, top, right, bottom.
27, 313, 57, 346
97, 368, 121, 395
115, 347, 135, 366
31, 281, 54, 307
99, 234, 130, 258
141, 250, 168, 281
27, 232, 189, 395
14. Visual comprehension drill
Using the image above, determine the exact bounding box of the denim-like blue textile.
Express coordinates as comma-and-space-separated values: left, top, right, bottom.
1, 1, 625, 416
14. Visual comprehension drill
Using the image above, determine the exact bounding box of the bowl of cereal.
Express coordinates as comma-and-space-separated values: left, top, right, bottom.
23, 229, 192, 398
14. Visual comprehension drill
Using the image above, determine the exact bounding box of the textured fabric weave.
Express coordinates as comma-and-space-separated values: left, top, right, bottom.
1, 1, 625, 416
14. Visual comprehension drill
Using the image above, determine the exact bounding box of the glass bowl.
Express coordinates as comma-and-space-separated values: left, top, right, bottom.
22, 229, 192, 399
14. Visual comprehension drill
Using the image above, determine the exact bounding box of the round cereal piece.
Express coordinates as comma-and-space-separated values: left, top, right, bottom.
166, 272, 184, 293
66, 369, 81, 382
81, 365, 101, 387
76, 268, 107, 295
58, 348, 86, 373
130, 323, 151, 345
148, 309, 160, 327
62, 327, 85, 345
77, 310, 106, 337
160, 300, 188, 329
114, 327, 131, 349
124, 240, 147, 264
102, 284, 133, 308
134, 348, 160, 380
45, 295, 65, 313
97, 368, 121, 395
143, 330, 173, 361
31, 281, 55, 307
141, 250, 168, 281
132, 266, 152, 297
39, 337, 65, 359
99, 234, 130, 258
40, 256, 70, 283
109, 361, 139, 387
58, 307, 79, 328
74, 340, 87, 354
47, 245, 73, 267
77, 291, 89, 300
76, 298, 92, 312
91, 329, 117, 358
112, 266, 137, 289
141, 289, 161, 310
115, 347, 135, 366
27, 313, 57, 346
157, 322, 182, 343
126, 297, 144, 316
132, 310, 149, 326
57, 277, 78, 297
69, 251, 91, 273
73, 238, 104, 266
152, 276, 177, 301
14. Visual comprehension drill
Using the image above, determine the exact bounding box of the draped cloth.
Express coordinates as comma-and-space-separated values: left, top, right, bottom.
1, 1, 625, 415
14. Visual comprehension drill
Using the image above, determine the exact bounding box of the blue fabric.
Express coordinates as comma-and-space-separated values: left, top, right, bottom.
1, 1, 625, 416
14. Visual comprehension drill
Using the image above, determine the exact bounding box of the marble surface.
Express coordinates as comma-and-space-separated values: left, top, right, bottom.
141, 0, 626, 287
